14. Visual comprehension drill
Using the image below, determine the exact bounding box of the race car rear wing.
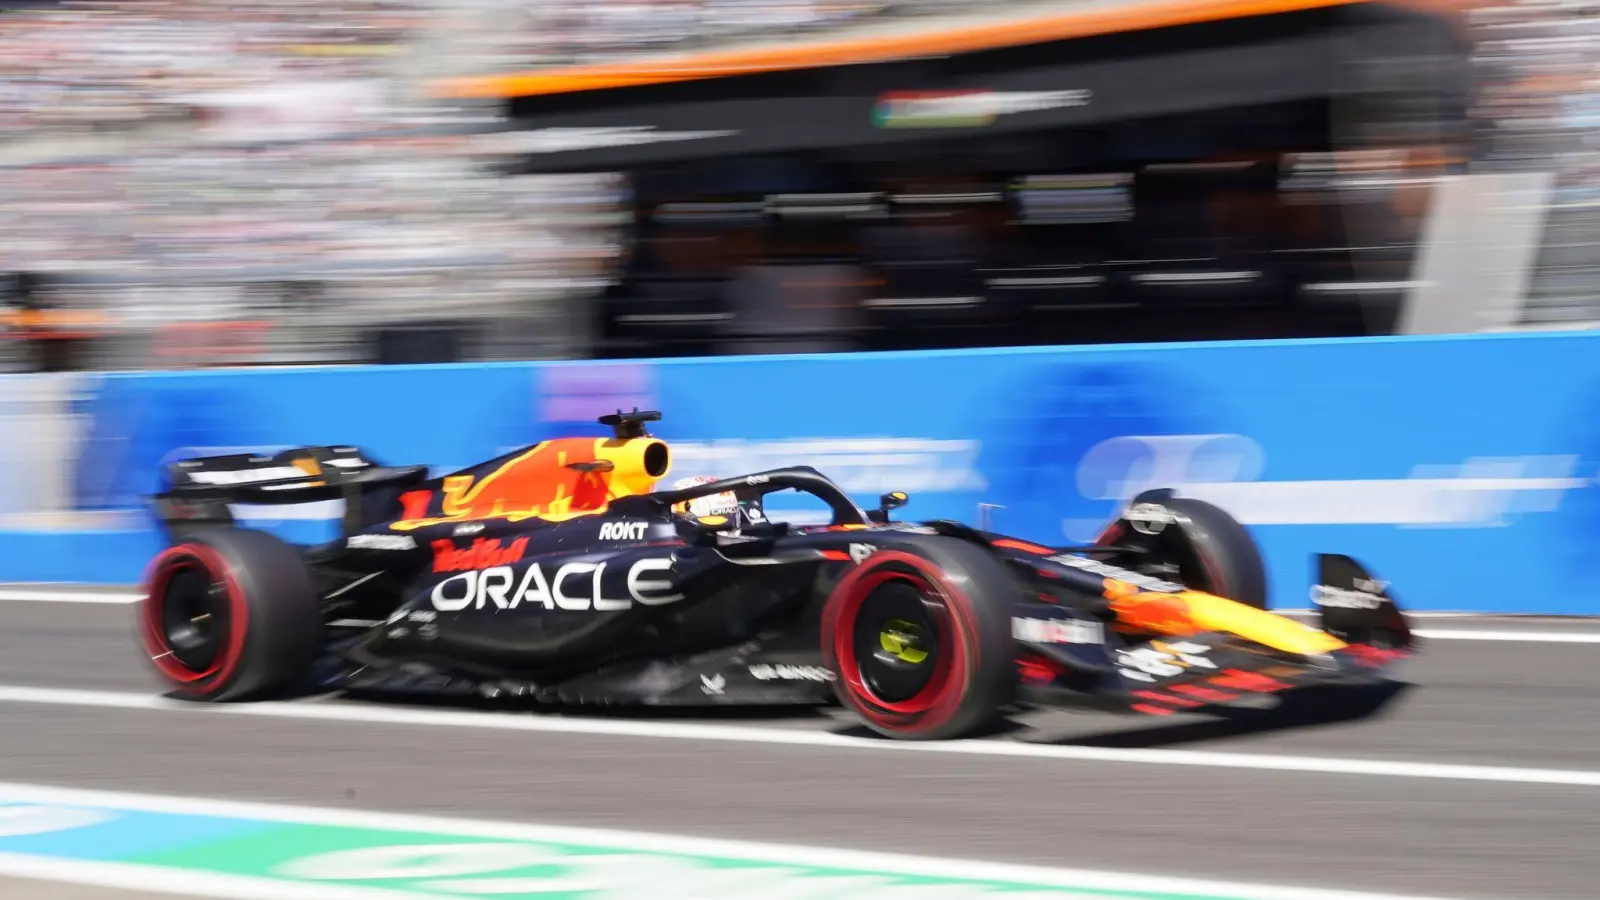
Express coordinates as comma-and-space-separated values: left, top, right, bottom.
150, 446, 430, 543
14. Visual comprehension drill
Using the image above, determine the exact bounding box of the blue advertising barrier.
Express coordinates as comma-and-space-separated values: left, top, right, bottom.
12, 330, 1600, 613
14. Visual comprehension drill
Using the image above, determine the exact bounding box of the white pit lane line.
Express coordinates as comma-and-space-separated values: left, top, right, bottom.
2, 684, 1600, 789
0, 782, 1516, 900
4, 589, 1600, 643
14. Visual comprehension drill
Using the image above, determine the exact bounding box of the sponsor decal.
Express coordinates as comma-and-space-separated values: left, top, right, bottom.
1311, 583, 1385, 609
700, 673, 726, 695
453, 523, 486, 536
1115, 641, 1215, 682
886, 522, 938, 535
429, 557, 683, 612
1124, 502, 1178, 535
432, 537, 529, 574
347, 534, 417, 551
874, 89, 1091, 128
749, 664, 835, 683
1011, 617, 1104, 645
183, 466, 308, 486
324, 457, 369, 469
598, 521, 649, 541
848, 543, 876, 565
1046, 553, 1185, 594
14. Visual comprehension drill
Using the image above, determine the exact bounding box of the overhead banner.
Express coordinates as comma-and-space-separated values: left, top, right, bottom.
23, 330, 1600, 612
504, 33, 1333, 172
501, 15, 1465, 173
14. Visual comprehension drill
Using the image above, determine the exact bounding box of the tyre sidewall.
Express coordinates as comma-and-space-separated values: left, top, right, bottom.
140, 527, 322, 701
820, 537, 1015, 740
1138, 495, 1269, 609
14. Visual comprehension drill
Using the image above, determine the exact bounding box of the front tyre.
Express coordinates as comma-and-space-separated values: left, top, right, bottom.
1108, 493, 1269, 609
139, 527, 322, 702
820, 537, 1016, 740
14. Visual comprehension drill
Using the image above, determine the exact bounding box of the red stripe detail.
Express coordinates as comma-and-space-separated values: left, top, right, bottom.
1169, 683, 1240, 703
992, 538, 1054, 555
1132, 702, 1175, 716
1095, 522, 1126, 546
1018, 654, 1060, 685
1210, 669, 1291, 692
1133, 689, 1203, 708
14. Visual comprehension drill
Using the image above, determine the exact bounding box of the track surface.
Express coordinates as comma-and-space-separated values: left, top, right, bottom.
1, 600, 1598, 899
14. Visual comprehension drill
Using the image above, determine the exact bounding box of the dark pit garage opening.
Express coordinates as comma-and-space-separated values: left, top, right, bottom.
496, 5, 1471, 358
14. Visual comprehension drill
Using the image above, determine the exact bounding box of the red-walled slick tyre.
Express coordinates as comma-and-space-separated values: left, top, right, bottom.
821, 537, 1016, 740
139, 527, 322, 702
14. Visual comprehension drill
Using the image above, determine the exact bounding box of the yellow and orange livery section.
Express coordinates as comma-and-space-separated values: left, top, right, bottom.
1103, 579, 1348, 657
1008, 539, 1348, 657
389, 436, 672, 532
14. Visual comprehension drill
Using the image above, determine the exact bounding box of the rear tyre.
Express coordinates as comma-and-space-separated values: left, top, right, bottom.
820, 537, 1016, 740
1109, 493, 1269, 609
139, 527, 322, 702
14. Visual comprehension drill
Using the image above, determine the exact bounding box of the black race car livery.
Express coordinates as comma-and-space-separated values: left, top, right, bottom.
139, 410, 1414, 740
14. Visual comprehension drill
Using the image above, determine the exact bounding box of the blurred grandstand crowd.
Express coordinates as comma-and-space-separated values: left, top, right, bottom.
0, 0, 975, 368
1470, 0, 1600, 325
0, 0, 1597, 368
460, 0, 920, 72
0, 0, 421, 132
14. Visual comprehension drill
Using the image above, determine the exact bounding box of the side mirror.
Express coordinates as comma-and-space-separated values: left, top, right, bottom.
867, 491, 909, 524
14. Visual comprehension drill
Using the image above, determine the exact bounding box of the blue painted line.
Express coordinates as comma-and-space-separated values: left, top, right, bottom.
0, 803, 279, 861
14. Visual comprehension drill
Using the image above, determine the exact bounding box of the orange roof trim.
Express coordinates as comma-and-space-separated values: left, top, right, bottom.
432, 0, 1454, 100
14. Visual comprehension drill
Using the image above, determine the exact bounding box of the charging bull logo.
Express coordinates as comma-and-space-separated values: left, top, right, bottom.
391, 437, 671, 532
438, 441, 611, 522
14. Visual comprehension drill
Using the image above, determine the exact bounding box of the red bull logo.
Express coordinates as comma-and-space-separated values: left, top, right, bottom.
433, 537, 529, 573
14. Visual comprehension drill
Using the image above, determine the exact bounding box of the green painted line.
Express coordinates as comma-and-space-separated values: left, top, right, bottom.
132, 823, 1221, 900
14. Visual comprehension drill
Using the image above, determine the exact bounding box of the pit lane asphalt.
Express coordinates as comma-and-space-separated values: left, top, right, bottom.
0, 599, 1596, 900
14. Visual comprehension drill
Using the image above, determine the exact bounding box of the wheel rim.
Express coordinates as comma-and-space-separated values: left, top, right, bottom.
160, 563, 226, 673
852, 579, 943, 705
834, 565, 961, 716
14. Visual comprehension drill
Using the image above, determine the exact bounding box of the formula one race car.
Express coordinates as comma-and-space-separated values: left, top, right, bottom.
138, 410, 1415, 740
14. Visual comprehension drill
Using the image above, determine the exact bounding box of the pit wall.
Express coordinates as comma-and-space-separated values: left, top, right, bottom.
8, 331, 1600, 613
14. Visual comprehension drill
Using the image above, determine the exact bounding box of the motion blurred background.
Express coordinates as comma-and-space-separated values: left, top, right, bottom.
0, 0, 1592, 373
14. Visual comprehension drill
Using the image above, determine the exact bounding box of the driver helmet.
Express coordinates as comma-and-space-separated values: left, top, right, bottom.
667, 475, 765, 529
